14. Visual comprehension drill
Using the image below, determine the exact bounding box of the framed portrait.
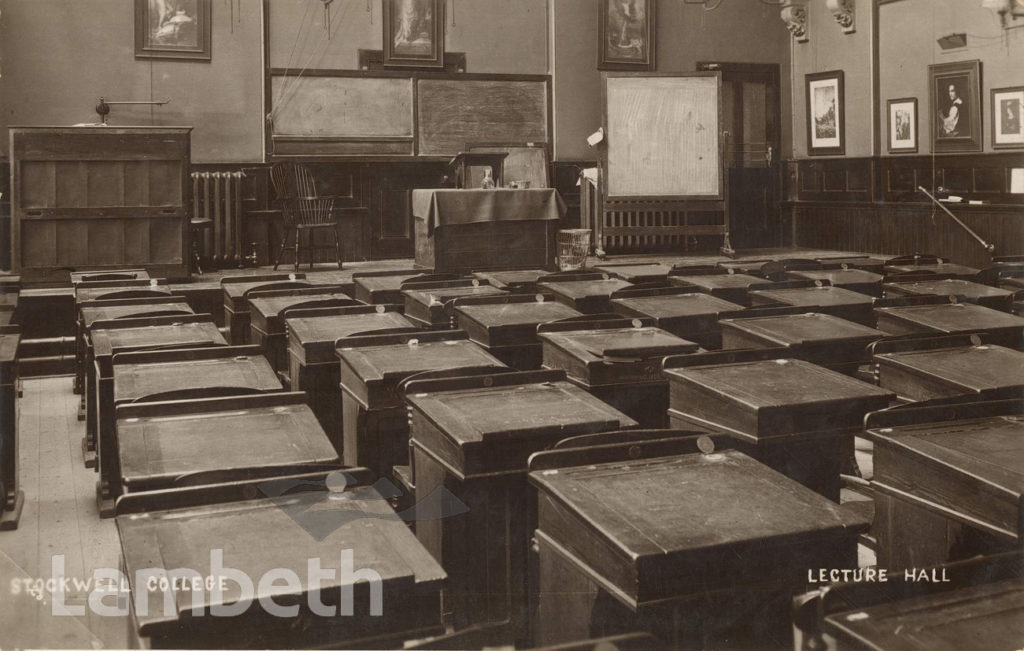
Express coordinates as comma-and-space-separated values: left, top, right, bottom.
598, 0, 656, 71
382, 0, 445, 69
929, 60, 982, 153
134, 0, 211, 61
805, 71, 845, 156
887, 98, 918, 154
991, 86, 1024, 149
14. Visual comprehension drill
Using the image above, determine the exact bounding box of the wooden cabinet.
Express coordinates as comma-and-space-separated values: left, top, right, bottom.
10, 127, 192, 281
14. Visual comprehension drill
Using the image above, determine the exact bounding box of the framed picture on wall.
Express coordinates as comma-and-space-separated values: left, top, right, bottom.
991, 86, 1024, 149
134, 0, 212, 61
598, 0, 656, 71
887, 98, 918, 153
382, 0, 445, 68
805, 71, 845, 156
929, 60, 982, 153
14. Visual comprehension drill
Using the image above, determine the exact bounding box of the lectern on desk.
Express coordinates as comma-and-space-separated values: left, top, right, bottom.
446, 151, 508, 189
9, 127, 192, 282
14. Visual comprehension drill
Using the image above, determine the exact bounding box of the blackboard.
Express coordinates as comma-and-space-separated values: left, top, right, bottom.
417, 79, 549, 156
270, 76, 414, 138
604, 73, 722, 199
268, 73, 549, 159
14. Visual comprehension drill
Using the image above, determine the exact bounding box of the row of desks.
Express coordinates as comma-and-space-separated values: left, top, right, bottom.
70, 274, 448, 648
62, 263, 1024, 649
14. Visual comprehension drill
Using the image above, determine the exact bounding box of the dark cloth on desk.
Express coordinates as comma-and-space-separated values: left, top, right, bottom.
412, 188, 565, 235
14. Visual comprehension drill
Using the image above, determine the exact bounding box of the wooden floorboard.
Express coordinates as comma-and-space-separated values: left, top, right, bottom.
0, 376, 123, 649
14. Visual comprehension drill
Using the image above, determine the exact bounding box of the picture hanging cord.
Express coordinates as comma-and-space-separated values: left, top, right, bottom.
273, 0, 350, 122
322, 0, 335, 39
271, 0, 317, 119
223, 0, 242, 33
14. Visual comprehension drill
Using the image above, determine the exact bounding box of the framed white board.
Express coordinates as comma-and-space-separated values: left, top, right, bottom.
603, 72, 722, 200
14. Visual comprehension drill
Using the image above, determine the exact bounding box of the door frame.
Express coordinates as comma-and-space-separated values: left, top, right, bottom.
696, 61, 781, 167
697, 61, 783, 248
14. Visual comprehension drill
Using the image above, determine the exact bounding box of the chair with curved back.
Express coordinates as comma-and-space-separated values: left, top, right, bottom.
272, 163, 341, 271
269, 161, 292, 208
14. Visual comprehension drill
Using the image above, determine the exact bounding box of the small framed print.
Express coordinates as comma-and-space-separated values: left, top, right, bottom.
382, 0, 445, 69
598, 0, 656, 71
887, 98, 918, 154
991, 86, 1024, 149
929, 60, 982, 153
135, 0, 211, 62
806, 70, 845, 156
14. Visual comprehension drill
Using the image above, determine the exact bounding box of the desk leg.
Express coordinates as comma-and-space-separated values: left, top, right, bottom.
94, 362, 119, 518
83, 342, 97, 469
0, 377, 23, 530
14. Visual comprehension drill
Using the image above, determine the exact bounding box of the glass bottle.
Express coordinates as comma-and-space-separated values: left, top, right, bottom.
480, 167, 495, 189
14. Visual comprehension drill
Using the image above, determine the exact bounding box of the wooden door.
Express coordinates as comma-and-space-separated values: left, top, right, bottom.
698, 63, 782, 250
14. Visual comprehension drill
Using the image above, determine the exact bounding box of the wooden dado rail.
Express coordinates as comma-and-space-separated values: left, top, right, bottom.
785, 154, 1024, 269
